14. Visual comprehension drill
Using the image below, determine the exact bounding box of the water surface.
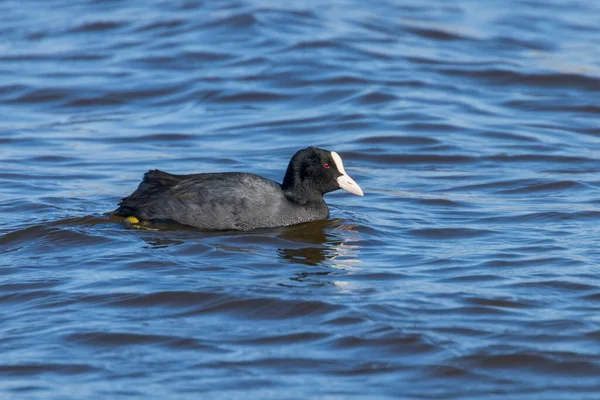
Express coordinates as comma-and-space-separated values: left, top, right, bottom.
2, 0, 600, 398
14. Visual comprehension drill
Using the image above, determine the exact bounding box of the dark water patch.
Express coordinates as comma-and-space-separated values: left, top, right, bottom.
486, 154, 596, 164
60, 53, 109, 62
323, 315, 368, 327
351, 90, 397, 105
403, 122, 463, 133
65, 331, 218, 350
0, 84, 28, 97
577, 127, 600, 138
585, 330, 600, 341
329, 331, 437, 355
431, 305, 522, 317
330, 361, 401, 377
346, 152, 477, 165
409, 227, 495, 240
423, 364, 486, 381
211, 90, 291, 104
219, 114, 331, 132
494, 35, 556, 51
135, 19, 187, 33
122, 259, 183, 271
440, 274, 506, 283
128, 52, 237, 71
182, 50, 234, 62
497, 180, 586, 194
404, 25, 469, 41
217, 233, 306, 249
508, 244, 570, 254
107, 290, 219, 308
0, 54, 60, 62
522, 318, 589, 332
0, 289, 66, 307
187, 296, 343, 320
236, 332, 329, 346
454, 351, 600, 377
92, 84, 189, 103
102, 132, 197, 143
0, 280, 60, 292
107, 290, 342, 320
195, 356, 339, 373
0, 199, 65, 217
354, 135, 441, 146
201, 12, 258, 30
0, 225, 114, 251
462, 295, 541, 309
405, 55, 496, 67
9, 88, 70, 105
26, 155, 79, 163
440, 68, 600, 91
284, 40, 342, 52
415, 198, 471, 208
480, 130, 540, 143
505, 280, 598, 292
310, 74, 372, 86
581, 292, 600, 302
0, 363, 100, 377
480, 257, 579, 269
478, 211, 600, 224
504, 99, 600, 114
345, 272, 410, 281
445, 178, 559, 193
69, 21, 127, 33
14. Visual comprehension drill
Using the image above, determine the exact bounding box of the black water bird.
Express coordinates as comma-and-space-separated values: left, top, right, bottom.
114, 147, 363, 231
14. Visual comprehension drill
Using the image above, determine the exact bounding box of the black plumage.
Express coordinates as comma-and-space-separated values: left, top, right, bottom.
114, 147, 363, 231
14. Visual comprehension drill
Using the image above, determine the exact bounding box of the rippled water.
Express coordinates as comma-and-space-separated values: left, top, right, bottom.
2, 0, 600, 398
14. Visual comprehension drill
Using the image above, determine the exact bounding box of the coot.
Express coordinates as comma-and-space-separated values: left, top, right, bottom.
114, 147, 363, 231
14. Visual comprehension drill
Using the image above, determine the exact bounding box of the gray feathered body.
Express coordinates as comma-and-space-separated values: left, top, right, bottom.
115, 170, 329, 231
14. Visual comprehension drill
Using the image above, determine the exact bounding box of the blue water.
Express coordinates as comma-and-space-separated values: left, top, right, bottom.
2, 0, 600, 398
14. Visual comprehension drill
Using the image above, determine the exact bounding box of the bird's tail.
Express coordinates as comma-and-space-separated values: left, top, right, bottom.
114, 169, 183, 216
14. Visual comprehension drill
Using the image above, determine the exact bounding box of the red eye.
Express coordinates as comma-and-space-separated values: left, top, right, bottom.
323, 163, 330, 169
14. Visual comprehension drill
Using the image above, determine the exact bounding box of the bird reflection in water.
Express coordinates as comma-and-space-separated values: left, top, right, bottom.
275, 219, 362, 289
128, 217, 363, 289
276, 219, 361, 266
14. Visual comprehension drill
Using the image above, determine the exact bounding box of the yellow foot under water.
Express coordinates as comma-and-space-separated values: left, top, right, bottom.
122, 216, 157, 230
124, 216, 139, 224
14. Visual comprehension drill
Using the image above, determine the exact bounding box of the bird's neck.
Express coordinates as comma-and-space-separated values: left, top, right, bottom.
282, 163, 325, 205
281, 182, 324, 206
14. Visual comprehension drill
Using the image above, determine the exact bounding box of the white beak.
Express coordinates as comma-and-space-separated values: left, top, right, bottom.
331, 151, 364, 196
336, 173, 364, 196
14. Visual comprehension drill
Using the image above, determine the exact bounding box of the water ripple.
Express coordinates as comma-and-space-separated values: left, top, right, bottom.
2, 0, 600, 398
